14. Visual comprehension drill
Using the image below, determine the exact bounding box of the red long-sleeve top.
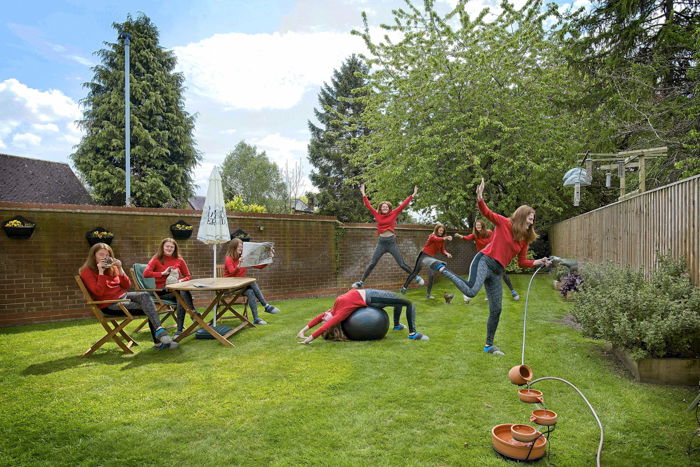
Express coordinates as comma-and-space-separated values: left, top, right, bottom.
462, 230, 493, 252
478, 199, 535, 269
422, 234, 449, 256
80, 267, 130, 308
143, 256, 191, 289
306, 289, 367, 339
363, 195, 413, 235
223, 256, 267, 277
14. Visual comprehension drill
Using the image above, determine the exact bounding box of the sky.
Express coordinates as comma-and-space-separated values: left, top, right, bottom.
0, 0, 589, 197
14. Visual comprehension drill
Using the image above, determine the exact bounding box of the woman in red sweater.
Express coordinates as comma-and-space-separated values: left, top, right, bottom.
296, 288, 429, 343
455, 220, 520, 302
401, 223, 452, 299
223, 238, 280, 325
352, 184, 423, 289
144, 238, 194, 339
79, 242, 177, 349
426, 179, 551, 356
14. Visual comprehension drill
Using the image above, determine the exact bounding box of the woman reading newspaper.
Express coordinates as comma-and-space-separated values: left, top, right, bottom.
223, 238, 281, 325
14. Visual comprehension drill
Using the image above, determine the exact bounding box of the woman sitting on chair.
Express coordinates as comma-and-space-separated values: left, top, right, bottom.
223, 238, 280, 325
79, 242, 177, 349
144, 237, 195, 339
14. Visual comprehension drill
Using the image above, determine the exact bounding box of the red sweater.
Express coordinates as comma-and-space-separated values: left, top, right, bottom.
307, 289, 367, 339
80, 267, 130, 308
422, 234, 449, 256
478, 199, 535, 269
143, 256, 191, 289
463, 230, 493, 251
363, 195, 413, 235
223, 256, 267, 277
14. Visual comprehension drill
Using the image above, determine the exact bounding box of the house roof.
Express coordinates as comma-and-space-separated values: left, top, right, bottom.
290, 198, 313, 213
187, 196, 206, 210
0, 154, 94, 205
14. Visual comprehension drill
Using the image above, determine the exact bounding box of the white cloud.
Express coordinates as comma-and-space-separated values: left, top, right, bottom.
12, 132, 41, 147
32, 123, 59, 133
174, 31, 366, 110
0, 78, 81, 122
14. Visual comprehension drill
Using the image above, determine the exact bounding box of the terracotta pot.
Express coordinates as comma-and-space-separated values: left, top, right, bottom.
511, 424, 539, 442
508, 364, 533, 385
530, 409, 558, 426
491, 424, 547, 461
518, 388, 544, 404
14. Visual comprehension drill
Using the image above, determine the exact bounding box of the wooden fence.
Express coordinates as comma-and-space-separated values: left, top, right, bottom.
550, 174, 700, 286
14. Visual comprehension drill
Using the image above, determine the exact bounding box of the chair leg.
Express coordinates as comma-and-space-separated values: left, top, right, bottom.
82, 319, 134, 357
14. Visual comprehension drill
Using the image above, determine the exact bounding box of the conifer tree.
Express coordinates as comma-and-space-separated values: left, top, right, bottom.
307, 55, 369, 222
71, 13, 199, 207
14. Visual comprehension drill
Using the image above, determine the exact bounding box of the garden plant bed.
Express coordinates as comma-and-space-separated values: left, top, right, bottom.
612, 346, 700, 386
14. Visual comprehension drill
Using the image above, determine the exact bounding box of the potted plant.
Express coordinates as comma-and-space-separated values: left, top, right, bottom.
3, 216, 36, 239
170, 220, 193, 239
86, 226, 114, 246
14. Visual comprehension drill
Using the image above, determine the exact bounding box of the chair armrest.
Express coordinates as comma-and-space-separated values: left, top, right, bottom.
88, 298, 130, 306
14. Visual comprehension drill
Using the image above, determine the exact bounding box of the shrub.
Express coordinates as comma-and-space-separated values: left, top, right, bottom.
559, 272, 583, 298
225, 196, 267, 213
505, 249, 535, 273
571, 254, 700, 359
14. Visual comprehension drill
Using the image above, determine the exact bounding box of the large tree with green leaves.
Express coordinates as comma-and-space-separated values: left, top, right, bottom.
352, 0, 609, 229
71, 14, 199, 207
565, 0, 700, 183
221, 141, 288, 213
307, 55, 370, 222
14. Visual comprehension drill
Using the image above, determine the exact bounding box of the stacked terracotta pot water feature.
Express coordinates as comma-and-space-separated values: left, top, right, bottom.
490, 365, 558, 461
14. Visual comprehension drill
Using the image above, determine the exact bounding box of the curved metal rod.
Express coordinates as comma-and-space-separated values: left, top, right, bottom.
529, 376, 604, 467
521, 265, 546, 366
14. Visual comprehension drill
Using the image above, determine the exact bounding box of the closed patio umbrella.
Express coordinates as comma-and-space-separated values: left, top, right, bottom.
197, 166, 230, 326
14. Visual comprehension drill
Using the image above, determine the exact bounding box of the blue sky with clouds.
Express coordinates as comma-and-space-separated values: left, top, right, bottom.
1, 0, 587, 196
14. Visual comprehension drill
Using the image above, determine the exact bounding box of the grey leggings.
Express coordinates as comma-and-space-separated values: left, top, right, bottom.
361, 235, 412, 282
440, 252, 505, 346
242, 282, 268, 321
403, 251, 436, 294
364, 289, 417, 334
158, 290, 194, 332
105, 291, 162, 343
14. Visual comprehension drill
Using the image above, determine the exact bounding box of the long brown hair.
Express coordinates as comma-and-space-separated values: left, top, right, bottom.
472, 220, 490, 239
510, 205, 538, 243
79, 242, 118, 276
432, 223, 446, 237
154, 237, 181, 262
323, 324, 349, 341
226, 238, 243, 261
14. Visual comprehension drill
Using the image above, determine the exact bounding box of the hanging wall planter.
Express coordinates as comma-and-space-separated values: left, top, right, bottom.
170, 220, 193, 239
86, 226, 114, 246
3, 215, 36, 239
231, 228, 250, 242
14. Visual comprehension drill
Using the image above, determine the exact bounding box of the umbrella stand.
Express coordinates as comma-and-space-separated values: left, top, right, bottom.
213, 245, 218, 326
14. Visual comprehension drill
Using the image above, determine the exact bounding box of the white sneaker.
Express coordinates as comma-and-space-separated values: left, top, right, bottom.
463, 294, 470, 304
415, 276, 425, 286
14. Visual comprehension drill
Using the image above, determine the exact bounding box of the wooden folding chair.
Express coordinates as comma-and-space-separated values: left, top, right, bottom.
74, 275, 139, 357
214, 265, 249, 322
129, 264, 177, 332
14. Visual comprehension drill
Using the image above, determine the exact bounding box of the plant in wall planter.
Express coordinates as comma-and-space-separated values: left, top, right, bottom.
86, 227, 114, 246
3, 216, 36, 239
170, 220, 193, 239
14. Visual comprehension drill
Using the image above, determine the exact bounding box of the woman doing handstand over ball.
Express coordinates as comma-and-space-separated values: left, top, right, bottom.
296, 289, 429, 344
425, 179, 551, 355
455, 219, 520, 302
351, 184, 424, 289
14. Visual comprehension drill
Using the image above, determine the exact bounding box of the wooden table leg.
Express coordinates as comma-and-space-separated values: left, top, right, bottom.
171, 290, 234, 346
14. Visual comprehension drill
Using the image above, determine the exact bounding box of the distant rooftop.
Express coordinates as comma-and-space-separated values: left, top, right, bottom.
0, 154, 94, 205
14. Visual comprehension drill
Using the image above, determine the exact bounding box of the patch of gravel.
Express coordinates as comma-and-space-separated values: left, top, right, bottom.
556, 313, 582, 330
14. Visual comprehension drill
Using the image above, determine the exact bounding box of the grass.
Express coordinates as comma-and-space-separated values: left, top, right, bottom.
0, 274, 697, 466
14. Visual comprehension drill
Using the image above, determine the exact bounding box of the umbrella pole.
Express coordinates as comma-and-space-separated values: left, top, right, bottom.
213, 245, 217, 326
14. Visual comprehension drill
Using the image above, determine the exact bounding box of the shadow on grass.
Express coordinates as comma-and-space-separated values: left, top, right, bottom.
21, 349, 131, 376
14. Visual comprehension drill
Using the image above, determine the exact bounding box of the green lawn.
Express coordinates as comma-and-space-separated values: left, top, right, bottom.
0, 275, 696, 466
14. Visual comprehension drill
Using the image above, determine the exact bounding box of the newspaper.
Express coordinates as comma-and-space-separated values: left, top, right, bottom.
240, 241, 275, 267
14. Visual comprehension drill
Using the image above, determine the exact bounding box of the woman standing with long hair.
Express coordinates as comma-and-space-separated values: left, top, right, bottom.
223, 238, 280, 325
80, 242, 177, 349
351, 184, 424, 290
426, 179, 551, 355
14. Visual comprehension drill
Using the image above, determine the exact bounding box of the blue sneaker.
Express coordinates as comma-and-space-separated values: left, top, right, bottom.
352, 281, 363, 289
511, 290, 520, 301
422, 257, 446, 272
484, 345, 504, 355
408, 332, 429, 341
415, 276, 425, 286
392, 324, 406, 331
155, 328, 173, 345
400, 287, 407, 294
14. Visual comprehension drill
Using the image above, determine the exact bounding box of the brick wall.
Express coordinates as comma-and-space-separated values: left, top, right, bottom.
0, 202, 473, 327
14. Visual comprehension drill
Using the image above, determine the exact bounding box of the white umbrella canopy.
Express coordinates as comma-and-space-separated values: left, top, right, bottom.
197, 166, 230, 327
